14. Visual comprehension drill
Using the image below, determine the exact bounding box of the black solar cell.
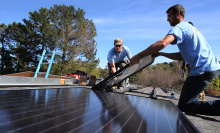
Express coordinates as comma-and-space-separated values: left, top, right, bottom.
0, 88, 199, 133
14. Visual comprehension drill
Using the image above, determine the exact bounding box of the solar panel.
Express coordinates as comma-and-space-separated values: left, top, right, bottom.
0, 87, 199, 133
92, 55, 155, 91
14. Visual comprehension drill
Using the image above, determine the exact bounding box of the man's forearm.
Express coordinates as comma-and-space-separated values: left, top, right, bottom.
109, 62, 116, 73
138, 40, 166, 59
160, 52, 184, 61
111, 67, 116, 73
129, 35, 176, 66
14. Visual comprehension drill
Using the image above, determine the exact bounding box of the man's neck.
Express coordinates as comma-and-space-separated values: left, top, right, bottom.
179, 18, 184, 23
175, 19, 184, 26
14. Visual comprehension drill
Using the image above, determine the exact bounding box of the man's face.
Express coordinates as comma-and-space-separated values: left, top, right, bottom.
167, 10, 178, 26
114, 44, 123, 53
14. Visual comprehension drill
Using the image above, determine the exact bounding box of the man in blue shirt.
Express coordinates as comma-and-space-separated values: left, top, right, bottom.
130, 4, 220, 115
107, 38, 132, 91
181, 21, 206, 101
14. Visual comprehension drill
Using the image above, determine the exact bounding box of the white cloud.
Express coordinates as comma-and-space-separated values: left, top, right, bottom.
92, 9, 166, 26
93, 17, 137, 25
93, 18, 105, 24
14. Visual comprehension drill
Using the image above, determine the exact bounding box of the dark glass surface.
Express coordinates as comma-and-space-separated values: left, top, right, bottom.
0, 88, 197, 133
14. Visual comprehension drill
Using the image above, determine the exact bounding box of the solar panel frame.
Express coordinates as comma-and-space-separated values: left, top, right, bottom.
169, 100, 201, 133
92, 55, 155, 91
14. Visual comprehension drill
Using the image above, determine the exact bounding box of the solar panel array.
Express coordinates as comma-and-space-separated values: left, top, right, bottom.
0, 88, 198, 133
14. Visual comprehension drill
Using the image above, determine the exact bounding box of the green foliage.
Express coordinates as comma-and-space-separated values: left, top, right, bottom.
0, 23, 14, 75
99, 67, 109, 79
8, 22, 40, 72
90, 67, 103, 78
78, 67, 87, 72
205, 77, 220, 96
211, 77, 220, 88
129, 73, 140, 83
169, 62, 175, 67
152, 62, 175, 71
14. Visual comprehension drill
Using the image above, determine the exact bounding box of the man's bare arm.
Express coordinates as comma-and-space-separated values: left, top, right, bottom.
109, 62, 116, 73
130, 35, 176, 66
158, 52, 184, 61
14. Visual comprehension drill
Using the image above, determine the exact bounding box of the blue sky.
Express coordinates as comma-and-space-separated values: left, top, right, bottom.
1, 0, 220, 68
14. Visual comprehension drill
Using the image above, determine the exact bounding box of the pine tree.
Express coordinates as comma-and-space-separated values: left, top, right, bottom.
0, 23, 14, 74
8, 22, 40, 72
46, 4, 99, 75
28, 7, 57, 53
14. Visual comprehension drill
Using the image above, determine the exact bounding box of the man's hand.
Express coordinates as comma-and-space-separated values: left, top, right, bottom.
152, 51, 161, 58
129, 55, 141, 67
181, 61, 186, 71
110, 62, 116, 73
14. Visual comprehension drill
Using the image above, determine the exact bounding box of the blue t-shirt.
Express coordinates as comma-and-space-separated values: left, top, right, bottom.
168, 22, 220, 76
107, 46, 132, 63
